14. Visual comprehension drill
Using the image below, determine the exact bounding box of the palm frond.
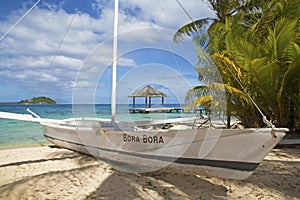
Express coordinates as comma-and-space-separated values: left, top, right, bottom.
173, 18, 214, 43
185, 95, 213, 111
210, 82, 252, 105
212, 53, 243, 80
278, 55, 300, 126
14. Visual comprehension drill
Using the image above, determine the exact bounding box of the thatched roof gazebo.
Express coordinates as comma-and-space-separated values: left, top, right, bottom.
128, 85, 167, 109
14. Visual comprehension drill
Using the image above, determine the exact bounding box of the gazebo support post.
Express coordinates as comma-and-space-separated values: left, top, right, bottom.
162, 97, 164, 107
132, 97, 135, 108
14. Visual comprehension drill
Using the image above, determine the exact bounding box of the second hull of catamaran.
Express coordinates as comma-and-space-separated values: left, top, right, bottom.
41, 121, 286, 180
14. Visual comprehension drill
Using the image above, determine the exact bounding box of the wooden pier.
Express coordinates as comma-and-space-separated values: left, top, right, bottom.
129, 107, 203, 113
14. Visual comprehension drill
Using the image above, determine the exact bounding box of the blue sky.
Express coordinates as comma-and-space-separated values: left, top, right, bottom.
0, 0, 215, 104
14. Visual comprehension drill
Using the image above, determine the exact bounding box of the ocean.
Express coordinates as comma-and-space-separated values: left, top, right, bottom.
0, 104, 195, 149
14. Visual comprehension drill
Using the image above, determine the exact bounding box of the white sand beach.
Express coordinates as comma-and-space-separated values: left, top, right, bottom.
0, 145, 299, 200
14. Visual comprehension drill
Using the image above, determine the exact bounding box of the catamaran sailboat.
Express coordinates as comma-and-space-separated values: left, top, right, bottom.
0, 0, 288, 179
0, 109, 287, 179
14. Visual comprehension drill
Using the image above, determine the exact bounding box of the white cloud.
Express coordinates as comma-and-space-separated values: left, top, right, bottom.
118, 57, 137, 67
39, 72, 58, 82
15, 73, 26, 79
52, 55, 82, 69
0, 0, 213, 103
118, 0, 214, 29
71, 80, 94, 88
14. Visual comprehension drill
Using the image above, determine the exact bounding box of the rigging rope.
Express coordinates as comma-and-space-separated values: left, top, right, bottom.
0, 0, 42, 42
153, 0, 185, 74
221, 59, 274, 127
47, 9, 78, 69
175, 0, 194, 22
47, 0, 84, 71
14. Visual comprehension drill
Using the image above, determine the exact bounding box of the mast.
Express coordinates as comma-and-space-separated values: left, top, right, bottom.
111, 0, 119, 125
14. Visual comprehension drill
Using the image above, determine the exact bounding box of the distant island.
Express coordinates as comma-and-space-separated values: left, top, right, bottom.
19, 96, 56, 104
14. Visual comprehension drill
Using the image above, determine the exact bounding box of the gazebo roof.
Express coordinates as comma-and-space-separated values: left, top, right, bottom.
129, 85, 167, 98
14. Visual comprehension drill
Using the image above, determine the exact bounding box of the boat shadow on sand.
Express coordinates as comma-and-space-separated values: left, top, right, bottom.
0, 146, 299, 199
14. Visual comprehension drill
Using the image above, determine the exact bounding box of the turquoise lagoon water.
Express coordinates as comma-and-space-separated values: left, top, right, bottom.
0, 104, 195, 149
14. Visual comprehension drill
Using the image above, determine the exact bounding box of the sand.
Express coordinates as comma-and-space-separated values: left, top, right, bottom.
0, 146, 299, 200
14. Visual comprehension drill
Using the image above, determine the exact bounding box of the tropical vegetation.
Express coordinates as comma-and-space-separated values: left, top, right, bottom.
19, 96, 56, 104
174, 0, 300, 131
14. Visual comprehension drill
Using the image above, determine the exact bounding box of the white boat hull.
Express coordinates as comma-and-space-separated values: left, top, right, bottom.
0, 111, 287, 179
41, 122, 286, 179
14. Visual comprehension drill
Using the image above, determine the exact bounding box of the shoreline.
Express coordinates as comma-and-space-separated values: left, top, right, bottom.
0, 142, 50, 151
0, 146, 299, 199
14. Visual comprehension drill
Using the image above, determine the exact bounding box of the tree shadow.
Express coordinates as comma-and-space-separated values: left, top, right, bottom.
0, 145, 228, 199
223, 148, 300, 199
0, 146, 108, 199
85, 169, 228, 199
1, 146, 298, 199
0, 165, 103, 199
83, 147, 300, 199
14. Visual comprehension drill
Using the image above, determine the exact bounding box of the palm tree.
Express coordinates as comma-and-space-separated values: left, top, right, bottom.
173, 0, 245, 43
224, 0, 300, 128
174, 0, 260, 127
245, 18, 300, 128
175, 0, 300, 129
